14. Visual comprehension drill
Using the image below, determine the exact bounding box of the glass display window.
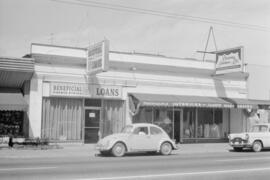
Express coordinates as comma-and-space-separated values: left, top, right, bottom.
153, 109, 173, 138
0, 111, 24, 137
183, 108, 196, 138
197, 108, 225, 138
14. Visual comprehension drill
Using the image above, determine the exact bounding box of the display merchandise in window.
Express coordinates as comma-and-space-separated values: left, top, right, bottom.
0, 111, 23, 137
183, 108, 196, 138
198, 109, 224, 138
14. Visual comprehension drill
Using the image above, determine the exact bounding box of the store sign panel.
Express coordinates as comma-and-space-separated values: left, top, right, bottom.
215, 47, 244, 75
50, 82, 122, 99
50, 83, 87, 97
86, 40, 109, 75
94, 86, 121, 99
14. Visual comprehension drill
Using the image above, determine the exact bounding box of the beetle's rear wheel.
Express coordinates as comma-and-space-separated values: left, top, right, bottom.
160, 142, 172, 155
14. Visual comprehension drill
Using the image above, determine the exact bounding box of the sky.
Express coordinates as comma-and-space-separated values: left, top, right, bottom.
0, 0, 270, 66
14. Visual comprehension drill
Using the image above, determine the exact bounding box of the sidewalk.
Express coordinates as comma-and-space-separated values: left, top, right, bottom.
0, 143, 231, 159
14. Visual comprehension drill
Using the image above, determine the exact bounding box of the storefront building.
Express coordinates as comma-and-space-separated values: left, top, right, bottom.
26, 42, 270, 144
0, 56, 34, 139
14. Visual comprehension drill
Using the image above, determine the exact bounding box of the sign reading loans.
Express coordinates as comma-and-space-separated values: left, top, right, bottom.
215, 47, 244, 75
87, 40, 109, 74
94, 86, 121, 99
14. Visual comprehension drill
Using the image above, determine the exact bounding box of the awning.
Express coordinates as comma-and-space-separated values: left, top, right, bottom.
131, 94, 234, 108
222, 98, 259, 109
0, 56, 34, 88
0, 90, 28, 111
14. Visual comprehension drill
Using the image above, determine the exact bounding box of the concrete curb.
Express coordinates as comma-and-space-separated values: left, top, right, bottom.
0, 143, 231, 158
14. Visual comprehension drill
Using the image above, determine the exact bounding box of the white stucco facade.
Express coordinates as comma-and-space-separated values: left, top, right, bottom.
27, 43, 250, 139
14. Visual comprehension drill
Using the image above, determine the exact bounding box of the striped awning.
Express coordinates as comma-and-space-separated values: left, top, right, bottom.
0, 57, 34, 88
131, 94, 234, 108
0, 90, 28, 111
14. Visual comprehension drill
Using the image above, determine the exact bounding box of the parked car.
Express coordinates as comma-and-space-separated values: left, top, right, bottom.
96, 123, 178, 157
228, 123, 270, 152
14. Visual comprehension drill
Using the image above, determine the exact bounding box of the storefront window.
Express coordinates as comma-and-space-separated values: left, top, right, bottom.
153, 109, 173, 138
132, 106, 229, 141
183, 108, 196, 138
133, 107, 153, 124
198, 108, 224, 138
133, 108, 173, 138
0, 111, 24, 137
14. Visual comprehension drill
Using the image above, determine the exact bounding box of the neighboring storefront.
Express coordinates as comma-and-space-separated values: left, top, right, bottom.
27, 42, 270, 144
0, 56, 34, 139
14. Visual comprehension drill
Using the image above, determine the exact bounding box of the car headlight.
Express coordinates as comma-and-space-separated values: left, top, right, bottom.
228, 135, 231, 139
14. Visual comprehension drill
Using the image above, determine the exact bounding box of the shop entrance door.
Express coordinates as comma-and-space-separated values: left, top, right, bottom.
84, 108, 100, 143
173, 109, 183, 143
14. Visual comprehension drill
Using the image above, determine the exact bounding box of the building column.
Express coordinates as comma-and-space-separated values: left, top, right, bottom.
28, 75, 43, 138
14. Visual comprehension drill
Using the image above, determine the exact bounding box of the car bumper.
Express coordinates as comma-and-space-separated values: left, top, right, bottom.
229, 141, 252, 148
174, 144, 180, 150
96, 144, 110, 151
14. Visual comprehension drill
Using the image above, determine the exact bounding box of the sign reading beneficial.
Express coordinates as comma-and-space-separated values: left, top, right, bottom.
215, 47, 244, 75
87, 40, 109, 75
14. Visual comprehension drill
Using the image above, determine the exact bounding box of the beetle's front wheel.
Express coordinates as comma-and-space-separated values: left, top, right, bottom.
111, 142, 126, 157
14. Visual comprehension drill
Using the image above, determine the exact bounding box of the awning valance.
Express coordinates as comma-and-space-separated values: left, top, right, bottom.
222, 98, 259, 109
130, 94, 234, 108
0, 91, 28, 111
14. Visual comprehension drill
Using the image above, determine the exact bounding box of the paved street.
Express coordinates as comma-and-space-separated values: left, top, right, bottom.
1, 144, 270, 180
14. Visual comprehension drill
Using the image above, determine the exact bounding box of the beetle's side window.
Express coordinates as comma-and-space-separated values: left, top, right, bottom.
150, 127, 162, 135
133, 127, 148, 135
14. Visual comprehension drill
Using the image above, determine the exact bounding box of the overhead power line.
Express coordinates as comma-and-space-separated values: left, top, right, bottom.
52, 0, 270, 32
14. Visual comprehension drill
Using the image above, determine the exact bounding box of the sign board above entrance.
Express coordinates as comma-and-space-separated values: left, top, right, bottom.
50, 82, 122, 99
215, 46, 244, 75
86, 40, 109, 75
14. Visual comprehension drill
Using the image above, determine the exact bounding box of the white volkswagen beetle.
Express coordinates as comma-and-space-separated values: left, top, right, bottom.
96, 123, 178, 157
228, 123, 270, 152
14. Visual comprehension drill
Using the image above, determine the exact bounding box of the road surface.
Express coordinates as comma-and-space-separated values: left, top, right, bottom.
1, 150, 270, 180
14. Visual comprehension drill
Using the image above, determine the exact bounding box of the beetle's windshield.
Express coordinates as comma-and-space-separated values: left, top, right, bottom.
250, 125, 268, 132
121, 125, 133, 133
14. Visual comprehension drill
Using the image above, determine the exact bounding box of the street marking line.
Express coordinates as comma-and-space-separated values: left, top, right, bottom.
0, 167, 57, 172
77, 167, 270, 180
216, 157, 270, 162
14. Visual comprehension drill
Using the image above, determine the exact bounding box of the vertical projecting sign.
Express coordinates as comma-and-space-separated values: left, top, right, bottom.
215, 46, 244, 75
87, 40, 109, 74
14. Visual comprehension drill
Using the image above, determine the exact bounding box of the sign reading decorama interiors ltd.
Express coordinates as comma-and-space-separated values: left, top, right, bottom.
50, 82, 122, 99
215, 46, 244, 75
